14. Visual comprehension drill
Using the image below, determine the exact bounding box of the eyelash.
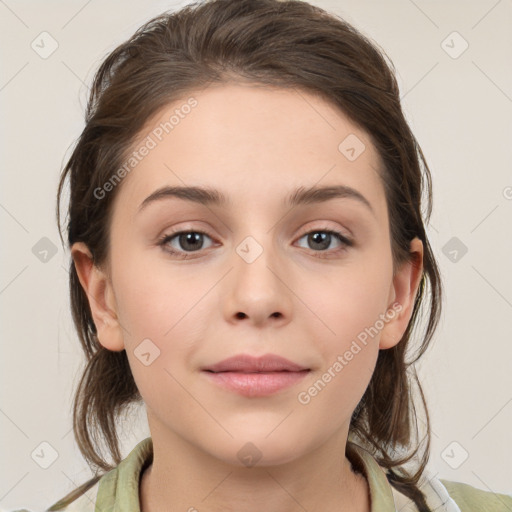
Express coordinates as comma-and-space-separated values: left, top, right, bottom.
157, 227, 353, 260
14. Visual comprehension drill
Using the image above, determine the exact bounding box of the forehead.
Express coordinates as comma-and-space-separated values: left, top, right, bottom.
113, 82, 386, 219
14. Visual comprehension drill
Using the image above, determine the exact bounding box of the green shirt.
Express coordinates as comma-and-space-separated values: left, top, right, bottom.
15, 437, 512, 511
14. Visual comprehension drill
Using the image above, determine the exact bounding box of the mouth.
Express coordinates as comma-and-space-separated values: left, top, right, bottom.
201, 353, 310, 373
203, 369, 309, 373
201, 369, 311, 397
200, 353, 311, 397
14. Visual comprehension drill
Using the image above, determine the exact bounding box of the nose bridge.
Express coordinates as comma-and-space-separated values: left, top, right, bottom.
222, 227, 293, 324
230, 205, 282, 271
233, 230, 281, 292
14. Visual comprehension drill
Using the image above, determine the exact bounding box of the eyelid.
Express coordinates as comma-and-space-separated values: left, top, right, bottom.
155, 223, 221, 261
157, 222, 354, 261
294, 226, 354, 259
296, 222, 353, 241
157, 227, 216, 249
157, 223, 352, 245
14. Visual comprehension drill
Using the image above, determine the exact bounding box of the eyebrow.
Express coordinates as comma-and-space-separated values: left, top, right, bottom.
137, 184, 374, 216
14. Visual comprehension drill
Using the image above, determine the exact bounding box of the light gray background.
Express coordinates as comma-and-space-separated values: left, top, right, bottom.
1, 0, 511, 509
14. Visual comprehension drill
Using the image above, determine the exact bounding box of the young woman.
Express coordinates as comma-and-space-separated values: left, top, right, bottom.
15, 0, 510, 510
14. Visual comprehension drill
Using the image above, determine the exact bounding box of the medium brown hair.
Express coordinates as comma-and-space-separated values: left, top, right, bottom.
52, 0, 442, 510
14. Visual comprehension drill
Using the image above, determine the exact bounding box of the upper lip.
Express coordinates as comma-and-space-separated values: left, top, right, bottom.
201, 354, 309, 373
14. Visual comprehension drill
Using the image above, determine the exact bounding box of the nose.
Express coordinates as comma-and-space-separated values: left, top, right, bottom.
221, 237, 294, 328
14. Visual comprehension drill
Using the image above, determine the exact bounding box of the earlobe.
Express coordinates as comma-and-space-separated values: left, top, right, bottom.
379, 237, 424, 350
71, 242, 125, 352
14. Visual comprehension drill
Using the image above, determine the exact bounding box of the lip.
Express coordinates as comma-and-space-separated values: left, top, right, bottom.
201, 353, 309, 373
201, 354, 311, 397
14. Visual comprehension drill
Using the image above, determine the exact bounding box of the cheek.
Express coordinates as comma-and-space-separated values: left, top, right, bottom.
296, 255, 391, 412
113, 266, 202, 413
300, 258, 393, 346
112, 243, 199, 339
111, 248, 211, 369
296, 272, 384, 423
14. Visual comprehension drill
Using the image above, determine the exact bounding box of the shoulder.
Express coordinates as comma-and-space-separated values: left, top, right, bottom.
45, 437, 153, 511
440, 479, 512, 511
0, 476, 101, 512
45, 476, 101, 511
389, 476, 512, 512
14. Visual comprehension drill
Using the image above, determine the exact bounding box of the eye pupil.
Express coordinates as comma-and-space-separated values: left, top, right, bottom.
180, 232, 203, 251
309, 232, 330, 250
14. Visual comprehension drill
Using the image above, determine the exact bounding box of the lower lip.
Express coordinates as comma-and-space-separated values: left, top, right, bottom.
202, 370, 310, 397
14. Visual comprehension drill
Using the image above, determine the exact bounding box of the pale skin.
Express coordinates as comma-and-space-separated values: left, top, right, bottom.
72, 82, 423, 512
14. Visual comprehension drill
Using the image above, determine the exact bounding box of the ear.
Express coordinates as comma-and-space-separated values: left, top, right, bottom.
379, 237, 424, 350
71, 242, 125, 351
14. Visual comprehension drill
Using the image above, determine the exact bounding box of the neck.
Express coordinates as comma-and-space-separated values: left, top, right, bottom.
139, 428, 370, 512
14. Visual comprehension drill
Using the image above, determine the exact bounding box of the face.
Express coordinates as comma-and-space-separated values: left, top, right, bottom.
73, 82, 423, 467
